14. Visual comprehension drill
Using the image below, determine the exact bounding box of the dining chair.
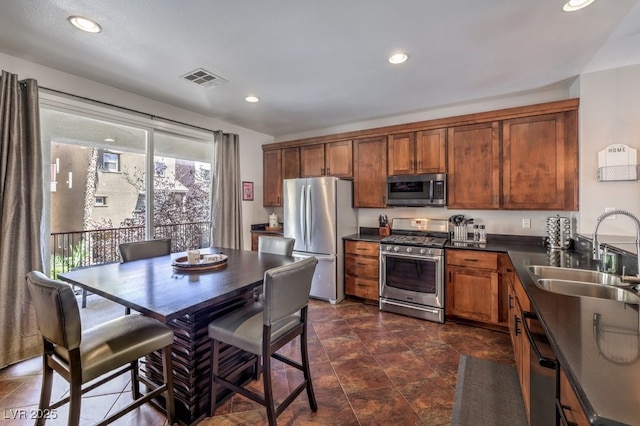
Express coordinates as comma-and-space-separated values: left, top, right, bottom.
258, 236, 295, 256
26, 271, 175, 426
81, 238, 172, 313
208, 256, 318, 426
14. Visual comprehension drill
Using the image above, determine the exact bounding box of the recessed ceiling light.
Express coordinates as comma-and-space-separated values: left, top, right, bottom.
389, 53, 409, 64
563, 0, 596, 12
245, 96, 260, 103
68, 15, 102, 33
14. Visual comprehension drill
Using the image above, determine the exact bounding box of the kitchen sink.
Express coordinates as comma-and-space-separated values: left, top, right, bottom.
528, 265, 625, 286
535, 279, 640, 304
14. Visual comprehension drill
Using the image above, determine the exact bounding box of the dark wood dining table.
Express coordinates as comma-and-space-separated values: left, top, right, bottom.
59, 247, 297, 426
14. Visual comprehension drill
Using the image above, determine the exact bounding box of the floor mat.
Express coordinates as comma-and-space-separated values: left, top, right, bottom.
452, 355, 528, 426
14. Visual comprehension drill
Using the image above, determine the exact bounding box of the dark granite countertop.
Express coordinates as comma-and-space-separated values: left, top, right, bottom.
453, 239, 638, 426
343, 232, 384, 243
344, 232, 638, 424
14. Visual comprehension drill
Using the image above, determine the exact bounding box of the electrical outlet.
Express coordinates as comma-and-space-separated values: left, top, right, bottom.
522, 218, 531, 229
604, 207, 616, 220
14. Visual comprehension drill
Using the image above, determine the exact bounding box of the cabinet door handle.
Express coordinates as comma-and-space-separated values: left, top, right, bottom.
327, 167, 330, 175
522, 310, 557, 369
514, 316, 521, 336
321, 167, 325, 175
508, 294, 513, 310
464, 258, 479, 262
357, 262, 368, 266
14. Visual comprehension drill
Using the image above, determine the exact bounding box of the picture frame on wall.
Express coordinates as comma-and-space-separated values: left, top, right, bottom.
242, 181, 254, 201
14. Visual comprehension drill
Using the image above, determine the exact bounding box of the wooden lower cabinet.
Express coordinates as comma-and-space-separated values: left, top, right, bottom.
445, 249, 507, 327
558, 367, 589, 426
344, 240, 379, 304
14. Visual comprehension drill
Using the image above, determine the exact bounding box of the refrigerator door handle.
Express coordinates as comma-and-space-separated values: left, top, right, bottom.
300, 184, 307, 246
306, 184, 312, 247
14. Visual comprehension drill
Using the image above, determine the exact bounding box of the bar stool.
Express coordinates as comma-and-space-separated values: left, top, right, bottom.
258, 236, 295, 256
26, 271, 175, 426
208, 256, 318, 425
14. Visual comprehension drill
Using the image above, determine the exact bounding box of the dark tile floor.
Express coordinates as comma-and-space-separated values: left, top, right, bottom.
0, 298, 514, 425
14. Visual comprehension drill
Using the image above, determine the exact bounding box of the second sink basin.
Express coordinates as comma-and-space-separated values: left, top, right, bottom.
528, 265, 624, 286
535, 279, 640, 304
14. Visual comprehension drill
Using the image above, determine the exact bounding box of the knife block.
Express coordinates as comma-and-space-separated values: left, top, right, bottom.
379, 225, 390, 237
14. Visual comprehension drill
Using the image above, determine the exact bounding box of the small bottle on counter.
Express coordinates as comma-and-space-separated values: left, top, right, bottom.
478, 225, 486, 243
473, 225, 480, 242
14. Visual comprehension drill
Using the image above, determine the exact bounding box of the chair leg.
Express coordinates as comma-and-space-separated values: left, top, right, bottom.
162, 346, 175, 425
36, 353, 53, 426
254, 355, 261, 380
263, 349, 277, 426
209, 339, 220, 417
68, 367, 83, 426
130, 360, 140, 400
81, 289, 87, 308
301, 317, 317, 411
124, 307, 131, 315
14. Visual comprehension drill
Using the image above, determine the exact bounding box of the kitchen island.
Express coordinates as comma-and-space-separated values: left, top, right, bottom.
60, 247, 297, 425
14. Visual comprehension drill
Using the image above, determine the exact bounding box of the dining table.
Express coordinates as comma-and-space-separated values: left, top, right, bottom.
59, 247, 297, 426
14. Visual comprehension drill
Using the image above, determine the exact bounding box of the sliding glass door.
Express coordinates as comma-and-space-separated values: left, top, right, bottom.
40, 95, 214, 276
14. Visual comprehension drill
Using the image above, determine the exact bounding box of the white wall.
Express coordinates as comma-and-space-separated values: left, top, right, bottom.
576, 63, 640, 237
0, 52, 272, 249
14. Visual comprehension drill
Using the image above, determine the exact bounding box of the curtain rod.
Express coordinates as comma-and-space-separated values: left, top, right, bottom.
40, 86, 225, 135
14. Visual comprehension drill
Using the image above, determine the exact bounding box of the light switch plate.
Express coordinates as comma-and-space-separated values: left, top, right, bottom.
522, 218, 531, 228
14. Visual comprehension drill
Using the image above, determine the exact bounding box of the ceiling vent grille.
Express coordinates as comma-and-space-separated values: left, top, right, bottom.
181, 68, 228, 88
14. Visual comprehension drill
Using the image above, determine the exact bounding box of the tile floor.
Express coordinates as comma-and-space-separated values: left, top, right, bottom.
0, 298, 514, 425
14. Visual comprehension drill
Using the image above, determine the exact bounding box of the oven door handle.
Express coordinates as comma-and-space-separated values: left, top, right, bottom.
380, 252, 441, 261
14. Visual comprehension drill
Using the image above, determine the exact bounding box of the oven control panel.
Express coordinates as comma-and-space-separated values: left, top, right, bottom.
382, 245, 443, 257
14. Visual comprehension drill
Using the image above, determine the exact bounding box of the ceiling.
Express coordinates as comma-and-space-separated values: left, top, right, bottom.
1, 1, 640, 138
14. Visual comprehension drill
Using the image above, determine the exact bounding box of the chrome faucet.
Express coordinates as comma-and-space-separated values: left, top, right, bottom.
592, 209, 640, 283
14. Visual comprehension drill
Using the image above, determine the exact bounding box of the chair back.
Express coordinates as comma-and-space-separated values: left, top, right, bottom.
119, 238, 171, 262
262, 256, 317, 326
258, 236, 295, 256
26, 271, 81, 350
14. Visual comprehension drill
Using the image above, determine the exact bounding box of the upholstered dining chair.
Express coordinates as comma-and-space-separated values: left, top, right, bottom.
26, 271, 175, 426
81, 238, 172, 311
258, 236, 295, 256
208, 256, 318, 426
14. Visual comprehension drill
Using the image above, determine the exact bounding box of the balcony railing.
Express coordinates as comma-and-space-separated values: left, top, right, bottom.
50, 221, 211, 278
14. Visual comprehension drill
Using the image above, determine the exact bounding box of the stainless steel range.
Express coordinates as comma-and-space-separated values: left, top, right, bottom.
379, 218, 449, 323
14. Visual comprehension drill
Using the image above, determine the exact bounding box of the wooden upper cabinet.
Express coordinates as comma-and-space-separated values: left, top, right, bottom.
263, 149, 283, 207
300, 144, 325, 177
502, 111, 578, 210
300, 140, 352, 178
325, 140, 353, 177
388, 132, 415, 175
282, 147, 300, 180
388, 129, 446, 176
416, 128, 446, 174
447, 122, 500, 209
353, 136, 387, 208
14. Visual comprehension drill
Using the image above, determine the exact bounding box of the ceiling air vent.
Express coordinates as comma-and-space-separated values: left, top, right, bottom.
181, 68, 228, 88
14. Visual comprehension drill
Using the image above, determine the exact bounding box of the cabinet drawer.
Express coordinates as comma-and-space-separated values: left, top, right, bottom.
345, 276, 378, 301
447, 250, 498, 270
345, 254, 379, 279
345, 240, 379, 256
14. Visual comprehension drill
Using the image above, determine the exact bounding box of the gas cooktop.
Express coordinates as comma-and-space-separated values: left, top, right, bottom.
380, 234, 447, 247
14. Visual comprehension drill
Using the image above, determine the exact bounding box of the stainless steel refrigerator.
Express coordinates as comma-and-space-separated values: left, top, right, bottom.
283, 177, 357, 303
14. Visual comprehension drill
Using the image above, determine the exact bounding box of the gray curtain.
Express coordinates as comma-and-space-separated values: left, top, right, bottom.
0, 71, 44, 368
211, 131, 243, 249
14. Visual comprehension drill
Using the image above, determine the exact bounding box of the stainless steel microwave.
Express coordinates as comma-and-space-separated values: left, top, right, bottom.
386, 173, 447, 207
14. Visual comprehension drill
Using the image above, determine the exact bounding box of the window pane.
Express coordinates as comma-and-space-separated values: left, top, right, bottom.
153, 132, 213, 250
42, 108, 147, 270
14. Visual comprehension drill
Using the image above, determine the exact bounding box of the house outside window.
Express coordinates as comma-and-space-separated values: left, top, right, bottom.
95, 196, 107, 206
101, 151, 120, 172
